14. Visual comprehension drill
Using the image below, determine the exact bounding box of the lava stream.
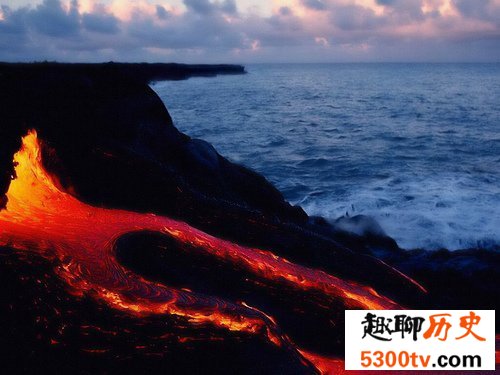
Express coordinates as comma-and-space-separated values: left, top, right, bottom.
1, 131, 405, 373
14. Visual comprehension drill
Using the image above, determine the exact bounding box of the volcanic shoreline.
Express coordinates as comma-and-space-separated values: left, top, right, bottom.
0, 62, 498, 374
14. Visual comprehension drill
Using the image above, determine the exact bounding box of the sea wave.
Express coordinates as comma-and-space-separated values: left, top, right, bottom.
299, 172, 500, 250
153, 63, 500, 251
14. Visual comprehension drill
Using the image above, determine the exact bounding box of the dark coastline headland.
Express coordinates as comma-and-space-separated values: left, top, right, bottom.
0, 62, 497, 374
0, 61, 246, 83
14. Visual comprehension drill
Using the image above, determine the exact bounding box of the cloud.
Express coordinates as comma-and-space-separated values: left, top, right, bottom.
0, 5, 29, 53
220, 0, 237, 15
380, 0, 425, 22
155, 5, 170, 20
184, 0, 214, 14
28, 0, 80, 37
376, 0, 395, 5
82, 11, 120, 34
453, 0, 490, 18
278, 6, 293, 16
329, 4, 382, 31
0, 5, 28, 34
453, 0, 500, 25
0, 0, 499, 62
183, 0, 238, 15
301, 0, 327, 11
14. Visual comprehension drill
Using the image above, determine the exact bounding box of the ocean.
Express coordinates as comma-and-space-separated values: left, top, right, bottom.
152, 63, 500, 251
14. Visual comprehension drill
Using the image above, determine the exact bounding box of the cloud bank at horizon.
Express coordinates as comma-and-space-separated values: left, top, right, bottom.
1, 0, 499, 62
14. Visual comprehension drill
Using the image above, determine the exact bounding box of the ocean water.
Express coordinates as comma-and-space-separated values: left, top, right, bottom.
152, 63, 500, 251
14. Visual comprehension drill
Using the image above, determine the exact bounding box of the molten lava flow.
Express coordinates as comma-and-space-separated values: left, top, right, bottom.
1, 131, 413, 373
299, 350, 346, 374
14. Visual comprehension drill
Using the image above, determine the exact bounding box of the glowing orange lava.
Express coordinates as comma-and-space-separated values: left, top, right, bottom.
1, 131, 413, 373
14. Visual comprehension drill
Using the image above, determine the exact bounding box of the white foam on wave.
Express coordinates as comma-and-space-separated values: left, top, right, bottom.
300, 173, 500, 251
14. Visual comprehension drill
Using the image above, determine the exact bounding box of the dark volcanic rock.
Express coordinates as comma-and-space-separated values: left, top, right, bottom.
374, 247, 500, 317
0, 61, 246, 83
0, 247, 314, 375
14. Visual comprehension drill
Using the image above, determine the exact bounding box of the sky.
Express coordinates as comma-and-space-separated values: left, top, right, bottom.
1, 0, 499, 63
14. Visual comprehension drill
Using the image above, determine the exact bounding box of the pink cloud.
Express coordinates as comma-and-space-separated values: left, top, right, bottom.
0, 0, 499, 62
